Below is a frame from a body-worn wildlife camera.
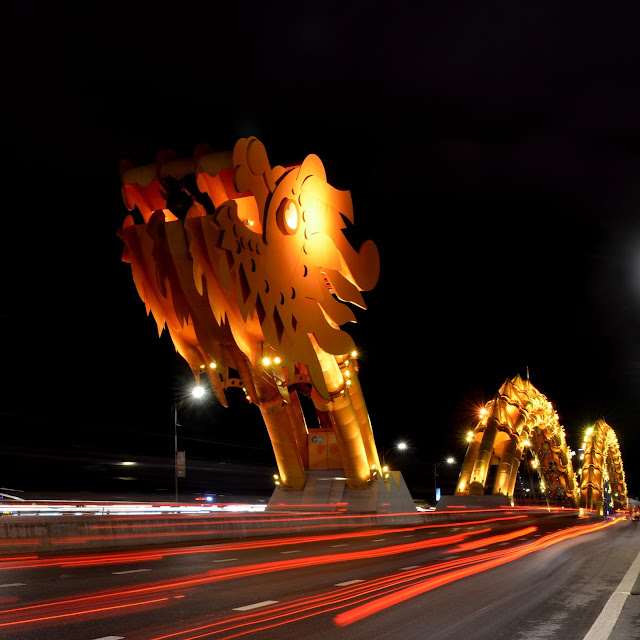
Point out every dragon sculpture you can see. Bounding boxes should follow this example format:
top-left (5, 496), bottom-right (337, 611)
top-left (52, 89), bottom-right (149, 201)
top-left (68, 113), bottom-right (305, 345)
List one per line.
top-left (455, 374), bottom-right (627, 513)
top-left (119, 137), bottom-right (381, 491)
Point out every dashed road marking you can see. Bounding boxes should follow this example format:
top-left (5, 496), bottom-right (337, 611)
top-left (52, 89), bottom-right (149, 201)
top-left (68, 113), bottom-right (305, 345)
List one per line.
top-left (331, 544), bottom-right (348, 548)
top-left (335, 579), bottom-right (365, 586)
top-left (233, 600), bottom-right (278, 611)
top-left (372, 538), bottom-right (386, 541)
top-left (280, 550), bottom-right (302, 554)
top-left (400, 565), bottom-right (420, 570)
top-left (93, 636), bottom-right (125, 640)
top-left (213, 558), bottom-right (238, 563)
top-left (112, 569), bottom-right (151, 575)
top-left (403, 534), bottom-right (415, 537)
top-left (0, 583), bottom-right (26, 588)
top-left (474, 548), bottom-right (488, 552)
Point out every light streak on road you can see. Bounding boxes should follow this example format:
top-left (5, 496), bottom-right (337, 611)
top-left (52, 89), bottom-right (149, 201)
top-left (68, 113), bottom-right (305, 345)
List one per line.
top-left (0, 515), bottom-right (526, 570)
top-left (0, 515), bottom-right (617, 637)
top-left (4, 506), bottom-right (589, 562)
top-left (0, 529), bottom-right (489, 631)
top-left (130, 519), bottom-right (622, 640)
top-left (334, 517), bottom-right (623, 626)
top-left (447, 526), bottom-right (538, 551)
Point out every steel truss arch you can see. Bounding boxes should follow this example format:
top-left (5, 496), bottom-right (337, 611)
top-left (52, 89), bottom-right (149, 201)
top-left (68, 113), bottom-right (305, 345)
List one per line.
top-left (580, 419), bottom-right (627, 512)
top-left (455, 374), bottom-right (628, 513)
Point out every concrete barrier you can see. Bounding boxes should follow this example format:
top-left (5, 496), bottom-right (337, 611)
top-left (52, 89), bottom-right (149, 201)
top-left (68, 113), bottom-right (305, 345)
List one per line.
top-left (0, 506), bottom-right (595, 555)
top-left (0, 512), bottom-right (415, 555)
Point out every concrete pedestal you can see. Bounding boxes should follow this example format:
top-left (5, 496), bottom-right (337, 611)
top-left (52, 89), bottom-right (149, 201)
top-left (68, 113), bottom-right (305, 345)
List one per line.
top-left (435, 494), bottom-right (513, 510)
top-left (267, 469), bottom-right (420, 522)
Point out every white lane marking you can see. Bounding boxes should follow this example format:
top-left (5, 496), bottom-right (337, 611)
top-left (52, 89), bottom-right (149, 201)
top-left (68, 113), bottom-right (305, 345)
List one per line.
top-left (93, 636), bottom-right (125, 640)
top-left (498, 542), bottom-right (509, 545)
top-left (335, 579), bottom-right (365, 586)
top-left (112, 569), bottom-right (151, 575)
top-left (582, 548), bottom-right (640, 640)
top-left (0, 583), bottom-right (26, 588)
top-left (474, 548), bottom-right (488, 552)
top-left (280, 550), bottom-right (301, 554)
top-left (451, 528), bottom-right (460, 531)
top-left (403, 534), bottom-right (415, 537)
top-left (372, 538), bottom-right (386, 541)
top-left (400, 565), bottom-right (420, 570)
top-left (233, 600), bottom-right (278, 611)
top-left (331, 544), bottom-right (348, 548)
top-left (448, 555), bottom-right (460, 559)
top-left (213, 558), bottom-right (238, 563)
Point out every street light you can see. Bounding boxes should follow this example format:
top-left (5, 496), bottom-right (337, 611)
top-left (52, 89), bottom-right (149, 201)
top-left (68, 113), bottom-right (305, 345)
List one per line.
top-left (379, 440), bottom-right (408, 466)
top-left (173, 384), bottom-right (207, 503)
top-left (434, 457), bottom-right (455, 504)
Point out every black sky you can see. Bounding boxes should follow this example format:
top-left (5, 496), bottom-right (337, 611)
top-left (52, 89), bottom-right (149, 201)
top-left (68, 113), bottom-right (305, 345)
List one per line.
top-left (3, 3), bottom-right (640, 498)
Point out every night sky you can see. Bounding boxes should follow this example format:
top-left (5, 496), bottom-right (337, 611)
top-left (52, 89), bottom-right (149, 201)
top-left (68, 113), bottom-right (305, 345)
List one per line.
top-left (3, 3), bottom-right (640, 500)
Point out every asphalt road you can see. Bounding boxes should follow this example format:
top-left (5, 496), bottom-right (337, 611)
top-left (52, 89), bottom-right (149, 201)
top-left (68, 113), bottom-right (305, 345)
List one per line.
top-left (0, 513), bottom-right (638, 640)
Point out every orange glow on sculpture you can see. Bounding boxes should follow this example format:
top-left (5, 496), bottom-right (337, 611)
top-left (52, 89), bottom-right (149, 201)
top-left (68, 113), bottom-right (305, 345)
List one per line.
top-left (455, 374), bottom-right (628, 513)
top-left (580, 418), bottom-right (627, 513)
top-left (119, 138), bottom-right (381, 492)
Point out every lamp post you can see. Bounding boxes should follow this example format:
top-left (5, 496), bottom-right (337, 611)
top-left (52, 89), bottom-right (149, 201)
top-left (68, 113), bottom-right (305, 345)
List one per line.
top-left (380, 440), bottom-right (408, 467)
top-left (173, 384), bottom-right (206, 503)
top-left (434, 457), bottom-right (455, 504)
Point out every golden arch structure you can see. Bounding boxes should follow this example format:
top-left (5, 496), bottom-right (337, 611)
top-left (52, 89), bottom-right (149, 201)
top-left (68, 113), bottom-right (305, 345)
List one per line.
top-left (455, 374), bottom-right (628, 514)
top-left (118, 137), bottom-right (414, 513)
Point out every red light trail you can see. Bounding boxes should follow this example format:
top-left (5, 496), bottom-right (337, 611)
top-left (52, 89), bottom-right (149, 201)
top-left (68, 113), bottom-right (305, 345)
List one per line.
top-left (0, 514), bottom-right (527, 570)
top-left (0, 515), bottom-right (619, 636)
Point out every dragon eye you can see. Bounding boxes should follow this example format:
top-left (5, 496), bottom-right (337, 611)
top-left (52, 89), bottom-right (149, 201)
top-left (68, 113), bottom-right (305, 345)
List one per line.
top-left (277, 199), bottom-right (299, 235)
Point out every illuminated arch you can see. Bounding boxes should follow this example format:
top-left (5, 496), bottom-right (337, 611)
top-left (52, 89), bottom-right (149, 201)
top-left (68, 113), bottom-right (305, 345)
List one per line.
top-left (579, 419), bottom-right (627, 512)
top-left (455, 375), bottom-right (629, 513)
top-left (456, 374), bottom-right (579, 506)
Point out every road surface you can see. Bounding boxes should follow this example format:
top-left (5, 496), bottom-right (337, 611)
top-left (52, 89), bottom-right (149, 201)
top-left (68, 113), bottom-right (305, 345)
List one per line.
top-left (0, 512), bottom-right (638, 639)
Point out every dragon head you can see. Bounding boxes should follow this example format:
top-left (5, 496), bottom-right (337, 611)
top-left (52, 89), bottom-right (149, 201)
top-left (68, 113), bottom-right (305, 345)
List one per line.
top-left (213, 137), bottom-right (379, 398)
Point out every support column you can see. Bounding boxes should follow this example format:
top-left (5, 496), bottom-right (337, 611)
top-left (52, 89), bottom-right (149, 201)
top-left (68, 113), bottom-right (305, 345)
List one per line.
top-left (493, 435), bottom-right (518, 496)
top-left (468, 419), bottom-right (498, 495)
top-left (344, 366), bottom-right (380, 472)
top-left (259, 396), bottom-right (307, 490)
top-left (285, 390), bottom-right (310, 468)
top-left (506, 445), bottom-right (524, 497)
top-left (456, 438), bottom-right (481, 495)
top-left (331, 390), bottom-right (371, 489)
